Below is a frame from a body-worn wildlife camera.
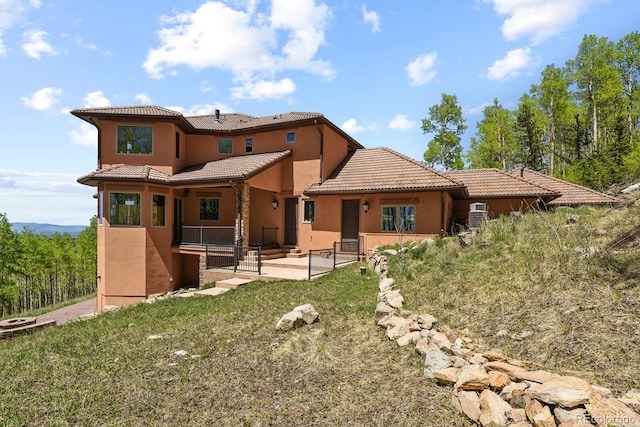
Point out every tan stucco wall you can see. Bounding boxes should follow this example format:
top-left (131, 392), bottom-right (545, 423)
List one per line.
top-left (451, 197), bottom-right (539, 220)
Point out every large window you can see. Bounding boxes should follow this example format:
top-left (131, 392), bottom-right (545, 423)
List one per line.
top-left (117, 125), bottom-right (153, 154)
top-left (382, 206), bottom-right (416, 232)
top-left (199, 198), bottom-right (220, 221)
top-left (303, 200), bottom-right (315, 223)
top-left (152, 194), bottom-right (166, 226)
top-left (218, 139), bottom-right (232, 154)
top-left (109, 193), bottom-right (141, 226)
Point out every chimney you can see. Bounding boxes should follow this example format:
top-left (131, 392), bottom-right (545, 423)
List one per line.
top-left (215, 109), bottom-right (220, 122)
top-left (520, 167), bottom-right (524, 177)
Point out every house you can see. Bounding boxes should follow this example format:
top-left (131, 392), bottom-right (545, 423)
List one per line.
top-left (73, 106), bottom-right (622, 312)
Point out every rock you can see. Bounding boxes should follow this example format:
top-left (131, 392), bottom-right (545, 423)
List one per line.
top-left (479, 389), bottom-right (512, 427)
top-left (384, 290), bottom-right (404, 309)
top-left (415, 336), bottom-right (430, 357)
top-left (509, 422), bottom-right (533, 427)
top-left (424, 343), bottom-right (453, 379)
top-left (513, 370), bottom-right (562, 384)
top-left (293, 304), bottom-right (319, 324)
top-left (383, 249), bottom-right (398, 256)
top-left (451, 356), bottom-right (468, 368)
top-left (531, 404), bottom-right (556, 427)
top-left (275, 311), bottom-right (304, 331)
top-left (174, 350), bottom-right (188, 356)
top-left (430, 331), bottom-right (453, 349)
top-left (469, 353), bottom-right (489, 365)
top-left (439, 325), bottom-right (458, 342)
top-left (455, 364), bottom-right (490, 392)
top-left (377, 313), bottom-right (399, 328)
top-left (417, 313), bottom-right (437, 330)
top-left (508, 408), bottom-right (528, 423)
top-left (488, 371), bottom-right (511, 391)
top-left (379, 277), bottom-right (395, 292)
top-left (485, 361), bottom-right (526, 379)
top-left (500, 382), bottom-right (529, 401)
top-left (375, 301), bottom-right (396, 322)
top-left (454, 389), bottom-right (481, 423)
top-left (396, 331), bottom-right (420, 347)
top-left (483, 349), bottom-right (507, 362)
top-left (525, 395), bottom-right (546, 424)
top-left (585, 392), bottom-right (640, 427)
top-left (528, 376), bottom-right (593, 408)
top-left (553, 407), bottom-right (589, 424)
top-left (433, 367), bottom-right (459, 385)
top-left (592, 385), bottom-right (613, 398)
top-left (387, 322), bottom-right (410, 341)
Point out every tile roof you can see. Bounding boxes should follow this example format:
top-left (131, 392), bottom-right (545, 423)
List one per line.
top-left (184, 112), bottom-right (324, 131)
top-left (71, 105), bottom-right (183, 117)
top-left (171, 150), bottom-right (292, 184)
top-left (507, 168), bottom-right (623, 206)
top-left (304, 147), bottom-right (466, 195)
top-left (77, 151), bottom-right (291, 186)
top-left (445, 168), bottom-right (560, 199)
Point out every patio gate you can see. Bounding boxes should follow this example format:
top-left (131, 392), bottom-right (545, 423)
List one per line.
top-left (206, 243), bottom-right (262, 274)
top-left (308, 237), bottom-right (363, 279)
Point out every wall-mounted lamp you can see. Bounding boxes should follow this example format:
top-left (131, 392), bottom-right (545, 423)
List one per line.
top-left (272, 199), bottom-right (279, 209)
top-left (363, 201), bottom-right (370, 213)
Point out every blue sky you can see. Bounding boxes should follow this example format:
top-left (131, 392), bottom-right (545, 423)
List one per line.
top-left (1, 0), bottom-right (639, 225)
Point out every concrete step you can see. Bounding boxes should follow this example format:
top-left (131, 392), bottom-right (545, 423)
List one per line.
top-left (261, 259), bottom-right (309, 270)
top-left (214, 277), bottom-right (254, 289)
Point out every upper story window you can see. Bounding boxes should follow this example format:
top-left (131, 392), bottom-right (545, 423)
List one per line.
top-left (152, 194), bottom-right (166, 227)
top-left (286, 132), bottom-right (296, 143)
top-left (218, 139), bottom-right (233, 154)
top-left (382, 205), bottom-right (416, 233)
top-left (117, 125), bottom-right (153, 155)
top-left (109, 192), bottom-right (141, 226)
top-left (245, 138), bottom-right (253, 153)
top-left (175, 132), bottom-right (180, 159)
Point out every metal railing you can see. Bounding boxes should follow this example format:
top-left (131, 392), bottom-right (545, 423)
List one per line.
top-left (206, 243), bottom-right (262, 274)
top-left (181, 226), bottom-right (235, 245)
top-left (308, 237), bottom-right (363, 279)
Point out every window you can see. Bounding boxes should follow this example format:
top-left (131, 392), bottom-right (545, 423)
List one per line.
top-left (98, 191), bottom-right (104, 226)
top-left (303, 200), bottom-right (315, 223)
top-left (175, 132), bottom-right (180, 159)
top-left (286, 132), bottom-right (296, 143)
top-left (199, 198), bottom-right (220, 221)
top-left (382, 206), bottom-right (415, 232)
top-left (245, 138), bottom-right (253, 153)
top-left (109, 193), bottom-right (141, 226)
top-left (152, 194), bottom-right (166, 226)
top-left (218, 139), bottom-right (232, 154)
top-left (117, 125), bottom-right (153, 154)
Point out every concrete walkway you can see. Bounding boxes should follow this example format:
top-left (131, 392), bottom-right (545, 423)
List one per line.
top-left (37, 298), bottom-right (97, 326)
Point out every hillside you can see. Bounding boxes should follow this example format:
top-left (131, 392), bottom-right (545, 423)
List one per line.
top-left (11, 222), bottom-right (86, 237)
top-left (1, 194), bottom-right (639, 425)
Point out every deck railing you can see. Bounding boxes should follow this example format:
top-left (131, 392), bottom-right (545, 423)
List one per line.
top-left (206, 243), bottom-right (262, 274)
top-left (308, 237), bottom-right (363, 279)
top-left (180, 226), bottom-right (235, 245)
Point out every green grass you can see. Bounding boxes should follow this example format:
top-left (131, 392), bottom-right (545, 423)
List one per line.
top-left (2, 196), bottom-right (639, 425)
top-left (0, 293), bottom-right (96, 321)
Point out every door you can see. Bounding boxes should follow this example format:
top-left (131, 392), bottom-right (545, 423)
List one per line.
top-left (173, 197), bottom-right (184, 243)
top-left (341, 199), bottom-right (360, 253)
top-left (284, 198), bottom-right (298, 246)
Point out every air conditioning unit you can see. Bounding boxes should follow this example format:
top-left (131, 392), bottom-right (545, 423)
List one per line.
top-left (469, 202), bottom-right (487, 212)
top-left (468, 211), bottom-right (488, 229)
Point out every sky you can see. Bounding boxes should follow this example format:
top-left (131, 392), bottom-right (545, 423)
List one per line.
top-left (1, 0), bottom-right (639, 226)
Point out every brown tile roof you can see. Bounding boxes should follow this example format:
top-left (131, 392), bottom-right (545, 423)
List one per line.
top-left (508, 168), bottom-right (623, 206)
top-left (77, 151), bottom-right (291, 186)
top-left (171, 150), bottom-right (292, 184)
top-left (445, 168), bottom-right (560, 200)
top-left (304, 147), bottom-right (466, 195)
top-left (184, 112), bottom-right (324, 131)
top-left (71, 105), bottom-right (183, 117)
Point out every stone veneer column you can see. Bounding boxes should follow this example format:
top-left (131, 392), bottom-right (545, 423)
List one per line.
top-left (241, 183), bottom-right (250, 246)
top-left (198, 253), bottom-right (206, 288)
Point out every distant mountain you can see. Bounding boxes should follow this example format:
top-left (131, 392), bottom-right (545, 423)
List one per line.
top-left (11, 223), bottom-right (87, 237)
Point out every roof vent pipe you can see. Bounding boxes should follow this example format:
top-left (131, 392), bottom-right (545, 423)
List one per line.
top-left (215, 109), bottom-right (220, 123)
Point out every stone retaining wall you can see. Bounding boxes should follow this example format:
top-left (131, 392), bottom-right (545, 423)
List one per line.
top-left (368, 246), bottom-right (640, 427)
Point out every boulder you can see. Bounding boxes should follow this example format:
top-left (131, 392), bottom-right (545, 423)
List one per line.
top-left (375, 301), bottom-right (396, 322)
top-left (585, 392), bottom-right (640, 427)
top-left (396, 331), bottom-right (420, 347)
top-left (387, 322), bottom-right (410, 341)
top-left (433, 367), bottom-right (459, 385)
top-left (379, 277), bottom-right (395, 292)
top-left (275, 311), bottom-right (305, 331)
top-left (293, 304), bottom-right (319, 324)
top-left (513, 370), bottom-right (561, 384)
top-left (488, 370), bottom-right (510, 391)
top-left (455, 364), bottom-right (490, 392)
top-left (553, 407), bottom-right (589, 424)
top-left (424, 343), bottom-right (453, 379)
top-left (528, 376), bottom-right (593, 408)
top-left (416, 313), bottom-right (437, 330)
top-left (485, 361), bottom-right (526, 379)
top-left (482, 349), bottom-right (507, 362)
top-left (383, 290), bottom-right (404, 309)
top-left (531, 404), bottom-right (556, 427)
top-left (479, 389), bottom-right (512, 427)
top-left (454, 389), bottom-right (481, 423)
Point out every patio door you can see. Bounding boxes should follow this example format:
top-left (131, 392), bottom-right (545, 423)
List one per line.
top-left (173, 197), bottom-right (184, 243)
top-left (284, 198), bottom-right (298, 246)
top-left (341, 199), bottom-right (360, 253)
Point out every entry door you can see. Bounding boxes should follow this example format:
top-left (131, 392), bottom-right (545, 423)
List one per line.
top-left (341, 199), bottom-right (360, 253)
top-left (284, 198), bottom-right (298, 246)
top-left (173, 197), bottom-right (184, 243)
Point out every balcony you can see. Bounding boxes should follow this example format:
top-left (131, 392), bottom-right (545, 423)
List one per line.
top-left (174, 226), bottom-right (236, 245)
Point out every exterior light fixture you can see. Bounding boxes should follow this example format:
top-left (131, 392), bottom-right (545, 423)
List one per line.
top-left (272, 199), bottom-right (279, 209)
top-left (363, 201), bottom-right (370, 212)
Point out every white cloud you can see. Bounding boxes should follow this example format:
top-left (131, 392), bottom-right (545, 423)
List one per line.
top-left (485, 0), bottom-right (602, 44)
top-left (134, 93), bottom-right (153, 104)
top-left (362, 4), bottom-right (381, 33)
top-left (21, 87), bottom-right (63, 111)
top-left (406, 52), bottom-right (437, 86)
top-left (164, 103), bottom-right (232, 116)
top-left (389, 114), bottom-right (416, 131)
top-left (83, 90), bottom-right (110, 107)
top-left (0, 33), bottom-right (6, 56)
top-left (230, 77), bottom-right (295, 100)
top-left (487, 47), bottom-right (531, 80)
top-left (68, 122), bottom-right (97, 147)
top-left (142, 0), bottom-right (333, 99)
top-left (200, 81), bottom-right (213, 93)
top-left (342, 118), bottom-right (365, 133)
top-left (0, 0), bottom-right (26, 28)
top-left (22, 29), bottom-right (58, 59)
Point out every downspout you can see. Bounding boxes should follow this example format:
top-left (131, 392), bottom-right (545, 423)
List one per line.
top-left (314, 119), bottom-right (324, 183)
top-left (86, 116), bottom-right (101, 169)
top-left (440, 191), bottom-right (445, 237)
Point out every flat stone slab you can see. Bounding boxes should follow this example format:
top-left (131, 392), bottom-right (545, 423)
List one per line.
top-left (193, 287), bottom-right (230, 296)
top-left (215, 278), bottom-right (253, 289)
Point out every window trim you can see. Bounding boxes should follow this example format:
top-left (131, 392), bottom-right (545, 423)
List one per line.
top-left (218, 138), bottom-right (233, 154)
top-left (151, 194), bottom-right (166, 227)
top-left (116, 124), bottom-right (154, 155)
top-left (109, 192), bottom-right (142, 227)
top-left (303, 200), bottom-right (315, 223)
top-left (381, 205), bottom-right (416, 233)
top-left (245, 137), bottom-right (253, 153)
top-left (199, 197), bottom-right (220, 221)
